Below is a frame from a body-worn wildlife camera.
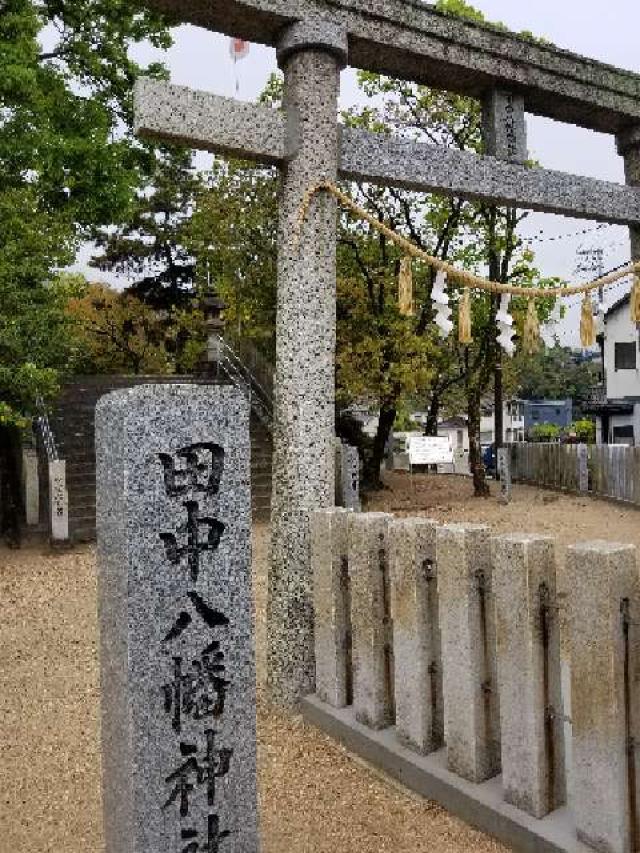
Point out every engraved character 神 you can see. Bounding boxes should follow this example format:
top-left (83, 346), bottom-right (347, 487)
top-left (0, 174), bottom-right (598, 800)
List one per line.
top-left (180, 814), bottom-right (231, 852)
top-left (163, 731), bottom-right (233, 817)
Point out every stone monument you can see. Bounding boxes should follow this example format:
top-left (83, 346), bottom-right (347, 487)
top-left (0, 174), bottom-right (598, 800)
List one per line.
top-left (95, 384), bottom-right (259, 853)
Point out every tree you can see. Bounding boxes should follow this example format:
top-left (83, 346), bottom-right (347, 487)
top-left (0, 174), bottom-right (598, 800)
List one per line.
top-left (338, 64), bottom-right (557, 492)
top-left (515, 345), bottom-right (601, 412)
top-left (92, 144), bottom-right (203, 310)
top-left (186, 159), bottom-right (279, 357)
top-left (65, 282), bottom-right (206, 375)
top-left (0, 0), bottom-right (172, 423)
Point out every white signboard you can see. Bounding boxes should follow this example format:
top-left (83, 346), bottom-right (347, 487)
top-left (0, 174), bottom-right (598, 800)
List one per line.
top-left (407, 436), bottom-right (454, 466)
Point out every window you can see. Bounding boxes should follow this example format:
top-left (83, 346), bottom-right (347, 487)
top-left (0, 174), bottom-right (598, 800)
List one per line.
top-left (615, 342), bottom-right (637, 370)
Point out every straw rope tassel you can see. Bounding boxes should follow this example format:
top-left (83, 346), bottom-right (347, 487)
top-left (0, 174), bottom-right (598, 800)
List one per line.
top-left (458, 288), bottom-right (473, 344)
top-left (631, 274), bottom-right (640, 325)
top-left (524, 299), bottom-right (540, 354)
top-left (398, 256), bottom-right (415, 317)
top-left (293, 181), bottom-right (640, 300)
top-left (580, 293), bottom-right (596, 347)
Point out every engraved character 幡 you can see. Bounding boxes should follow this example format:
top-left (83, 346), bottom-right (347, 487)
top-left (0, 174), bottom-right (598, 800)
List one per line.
top-left (163, 643), bottom-right (230, 733)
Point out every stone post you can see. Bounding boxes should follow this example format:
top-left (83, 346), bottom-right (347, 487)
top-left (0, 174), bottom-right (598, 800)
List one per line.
top-left (493, 534), bottom-right (565, 818)
top-left (336, 441), bottom-right (361, 511)
top-left (389, 517), bottom-right (443, 754)
top-left (617, 127), bottom-right (640, 262)
top-left (567, 541), bottom-right (639, 853)
top-left (267, 20), bottom-right (347, 707)
top-left (577, 444), bottom-right (589, 493)
top-left (633, 403), bottom-right (640, 448)
top-left (496, 447), bottom-right (512, 505)
top-left (437, 524), bottom-right (501, 782)
top-left (348, 512), bottom-right (394, 729)
top-left (48, 459), bottom-right (69, 542)
top-left (22, 448), bottom-right (39, 526)
top-left (95, 385), bottom-right (258, 853)
top-left (310, 508), bottom-right (352, 708)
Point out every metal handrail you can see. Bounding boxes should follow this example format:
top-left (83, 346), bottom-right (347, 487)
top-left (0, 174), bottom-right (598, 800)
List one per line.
top-left (214, 336), bottom-right (274, 431)
top-left (34, 396), bottom-right (59, 462)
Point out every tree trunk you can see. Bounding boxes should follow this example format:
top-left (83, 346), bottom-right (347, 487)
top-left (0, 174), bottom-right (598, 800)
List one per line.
top-left (467, 388), bottom-right (489, 498)
top-left (0, 425), bottom-right (23, 547)
top-left (424, 392), bottom-right (440, 436)
top-left (364, 402), bottom-right (396, 489)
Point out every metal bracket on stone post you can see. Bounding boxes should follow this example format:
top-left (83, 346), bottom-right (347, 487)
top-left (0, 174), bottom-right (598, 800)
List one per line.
top-left (493, 534), bottom-right (565, 818)
top-left (95, 385), bottom-right (259, 853)
top-left (348, 512), bottom-right (395, 730)
top-left (389, 517), bottom-right (443, 754)
top-left (567, 540), bottom-right (639, 853)
top-left (496, 447), bottom-right (512, 505)
top-left (310, 508), bottom-right (352, 708)
top-left (266, 19), bottom-right (348, 708)
top-left (48, 459), bottom-right (69, 543)
top-left (437, 523), bottom-right (501, 783)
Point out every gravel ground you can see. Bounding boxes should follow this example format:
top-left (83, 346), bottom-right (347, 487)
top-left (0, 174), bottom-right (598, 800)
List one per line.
top-left (5, 475), bottom-right (638, 852)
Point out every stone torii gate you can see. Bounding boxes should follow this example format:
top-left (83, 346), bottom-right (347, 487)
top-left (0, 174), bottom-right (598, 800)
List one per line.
top-left (135, 0), bottom-right (640, 707)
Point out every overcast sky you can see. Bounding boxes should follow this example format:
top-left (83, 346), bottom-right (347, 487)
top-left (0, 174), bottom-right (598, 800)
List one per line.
top-left (123, 0), bottom-right (640, 345)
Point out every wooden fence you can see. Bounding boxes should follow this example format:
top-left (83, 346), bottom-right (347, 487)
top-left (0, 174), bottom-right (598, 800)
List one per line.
top-left (510, 442), bottom-right (640, 506)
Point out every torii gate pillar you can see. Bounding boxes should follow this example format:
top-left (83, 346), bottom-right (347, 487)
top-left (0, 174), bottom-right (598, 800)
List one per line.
top-left (267, 22), bottom-right (347, 707)
top-left (617, 126), bottom-right (640, 262)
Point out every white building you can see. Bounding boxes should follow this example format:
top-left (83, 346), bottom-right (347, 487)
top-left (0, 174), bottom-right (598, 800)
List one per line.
top-left (433, 401), bottom-right (525, 452)
top-left (586, 294), bottom-right (640, 445)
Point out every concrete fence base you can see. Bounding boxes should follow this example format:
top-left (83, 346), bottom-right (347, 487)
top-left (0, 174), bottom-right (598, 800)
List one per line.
top-left (308, 508), bottom-right (640, 853)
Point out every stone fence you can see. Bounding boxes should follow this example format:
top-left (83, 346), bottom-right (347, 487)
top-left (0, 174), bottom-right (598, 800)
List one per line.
top-left (303, 510), bottom-right (639, 853)
top-left (510, 442), bottom-right (640, 507)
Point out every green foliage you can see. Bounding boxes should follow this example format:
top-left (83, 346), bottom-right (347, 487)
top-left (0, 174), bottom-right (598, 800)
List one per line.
top-left (393, 406), bottom-right (421, 432)
top-left (0, 273), bottom-right (87, 425)
top-left (515, 346), bottom-right (601, 407)
top-left (435, 0), bottom-right (552, 44)
top-left (0, 0), bottom-right (173, 420)
top-left (93, 145), bottom-right (202, 309)
top-left (530, 422), bottom-right (561, 442)
top-left (187, 160), bottom-right (279, 357)
top-left (570, 419), bottom-right (596, 444)
top-left (65, 282), bottom-right (206, 375)
top-left (435, 0), bottom-right (487, 24)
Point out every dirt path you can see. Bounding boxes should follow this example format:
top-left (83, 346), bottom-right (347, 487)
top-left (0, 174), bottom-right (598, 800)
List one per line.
top-left (4, 477), bottom-right (636, 852)
top-left (0, 524), bottom-right (504, 853)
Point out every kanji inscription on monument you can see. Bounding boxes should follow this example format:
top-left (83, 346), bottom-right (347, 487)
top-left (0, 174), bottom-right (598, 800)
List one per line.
top-left (96, 384), bottom-right (259, 853)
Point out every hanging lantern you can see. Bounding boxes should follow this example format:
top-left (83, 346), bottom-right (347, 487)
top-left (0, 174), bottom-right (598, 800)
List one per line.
top-left (458, 288), bottom-right (473, 344)
top-left (523, 299), bottom-right (540, 355)
top-left (580, 293), bottom-right (596, 348)
top-left (398, 256), bottom-right (415, 317)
